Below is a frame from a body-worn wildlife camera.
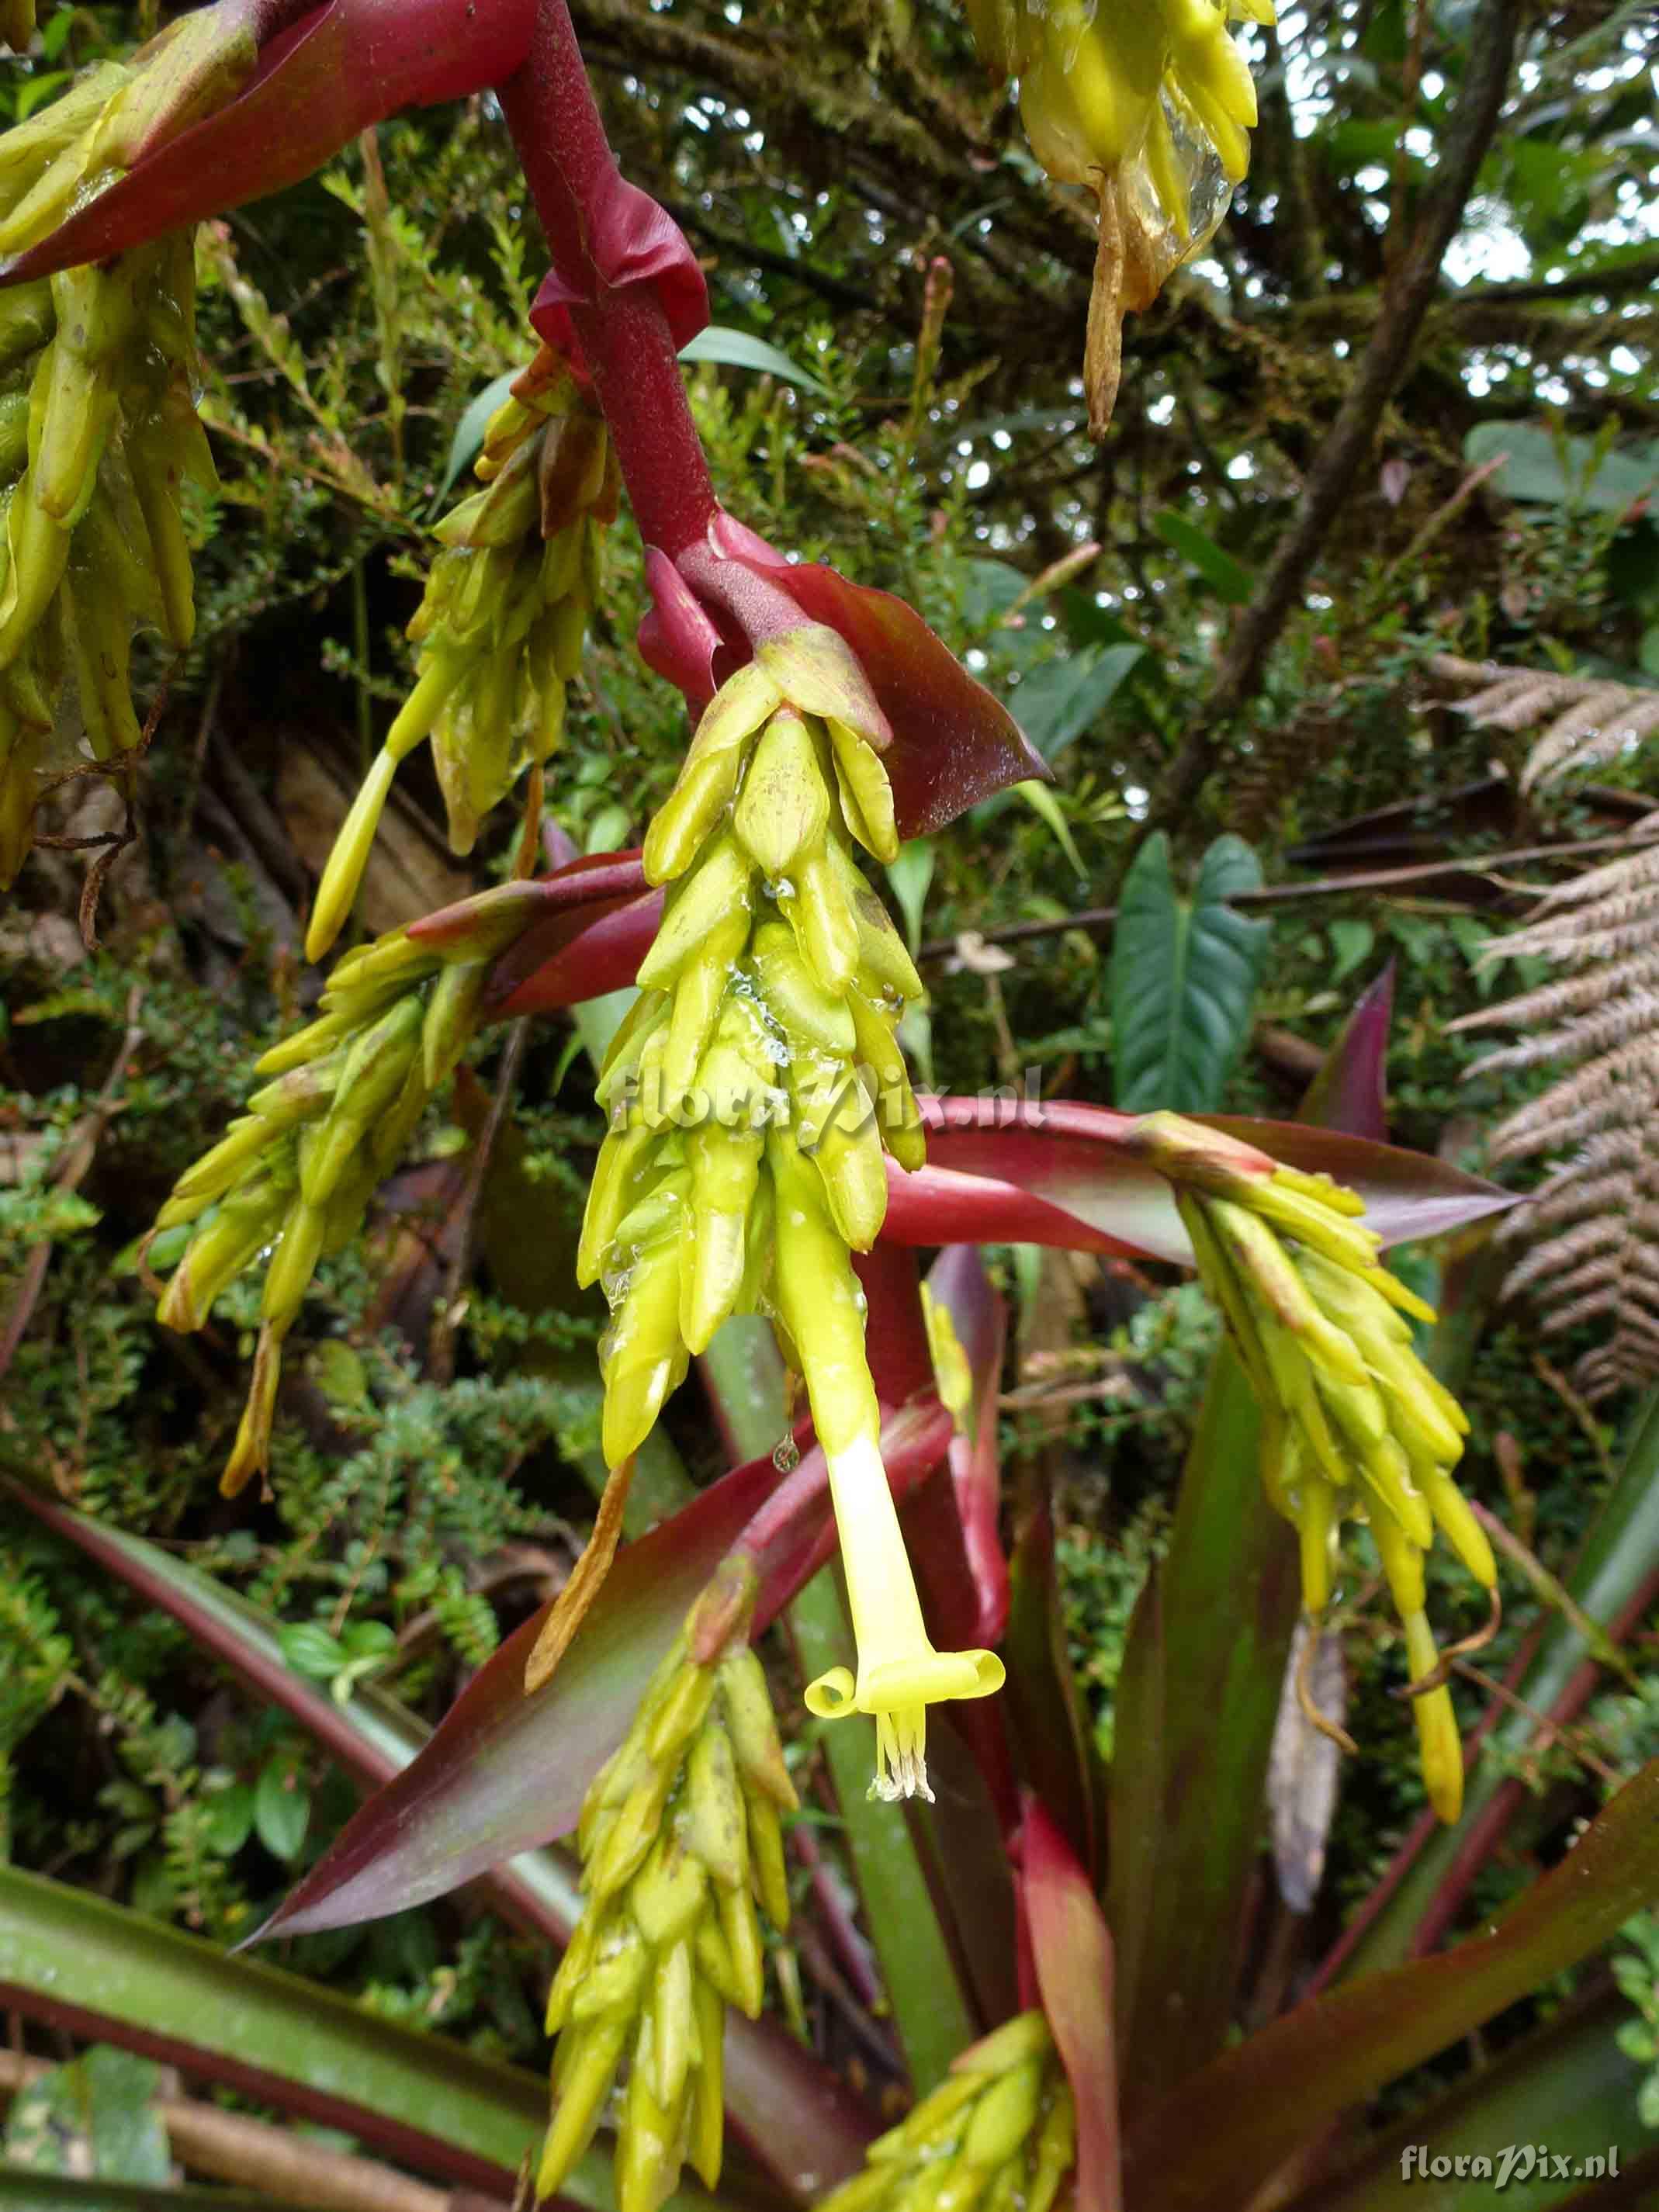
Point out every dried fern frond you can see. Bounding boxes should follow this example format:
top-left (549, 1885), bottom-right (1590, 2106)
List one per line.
top-left (1432, 654), bottom-right (1659, 792)
top-left (1452, 818), bottom-right (1659, 1397)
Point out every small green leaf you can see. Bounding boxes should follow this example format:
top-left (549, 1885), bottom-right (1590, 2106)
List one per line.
top-left (254, 1756), bottom-right (311, 1864)
top-left (279, 1623), bottom-right (348, 1679)
top-left (885, 839), bottom-right (936, 955)
top-left (1328, 918), bottom-right (1374, 985)
top-left (4, 2048), bottom-right (170, 2183)
top-left (1017, 779), bottom-right (1088, 879)
top-left (1152, 511), bottom-right (1254, 605)
top-left (1011, 644), bottom-right (1142, 760)
top-left (201, 1783), bottom-right (255, 1857)
top-left (340, 1621), bottom-right (398, 1664)
top-left (1110, 833), bottom-right (1271, 1113)
top-left (679, 324), bottom-right (831, 395)
top-left (431, 368), bottom-right (519, 511)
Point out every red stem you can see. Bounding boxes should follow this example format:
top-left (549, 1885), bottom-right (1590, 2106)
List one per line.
top-left (497, 0), bottom-right (719, 558)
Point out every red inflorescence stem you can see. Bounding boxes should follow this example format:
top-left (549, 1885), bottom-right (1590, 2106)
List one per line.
top-left (498, 0), bottom-right (719, 559)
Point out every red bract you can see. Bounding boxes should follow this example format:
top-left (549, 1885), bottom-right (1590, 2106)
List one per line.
top-left (638, 513), bottom-right (1049, 838)
top-left (414, 848), bottom-right (661, 1016)
top-left (530, 183), bottom-right (708, 357)
top-left (257, 1399), bottom-right (952, 1940)
top-left (925, 1245), bottom-right (1011, 1646)
top-left (1023, 1793), bottom-right (1124, 2212)
top-left (0, 0), bottom-right (535, 283)
top-left (880, 1096), bottom-right (1513, 1263)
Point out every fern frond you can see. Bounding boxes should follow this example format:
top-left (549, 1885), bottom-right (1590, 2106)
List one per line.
top-left (1452, 763), bottom-right (1659, 1393)
top-left (1432, 654), bottom-right (1659, 791)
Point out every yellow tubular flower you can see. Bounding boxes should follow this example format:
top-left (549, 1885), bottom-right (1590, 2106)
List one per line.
top-left (1146, 1111), bottom-right (1491, 1823)
top-left (773, 1139), bottom-right (1003, 1802)
top-left (583, 628), bottom-right (995, 1798)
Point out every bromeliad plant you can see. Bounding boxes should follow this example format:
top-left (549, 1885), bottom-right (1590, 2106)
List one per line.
top-left (3, 7), bottom-right (1659, 2212)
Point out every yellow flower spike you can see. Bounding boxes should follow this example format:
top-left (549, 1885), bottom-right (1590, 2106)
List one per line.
top-left (804, 1430), bottom-right (1004, 1802)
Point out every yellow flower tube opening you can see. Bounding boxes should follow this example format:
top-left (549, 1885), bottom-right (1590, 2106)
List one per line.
top-left (804, 1431), bottom-right (1004, 1803)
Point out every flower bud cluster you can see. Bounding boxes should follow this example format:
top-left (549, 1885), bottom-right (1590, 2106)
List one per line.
top-left (308, 347), bottom-right (617, 959)
top-left (0, 62), bottom-right (216, 883)
top-left (819, 2011), bottom-right (1076, 2212)
top-left (539, 1586), bottom-right (796, 2212)
top-left (1145, 1113), bottom-right (1494, 1821)
top-left (578, 625), bottom-right (926, 1473)
top-left (151, 889), bottom-right (532, 1494)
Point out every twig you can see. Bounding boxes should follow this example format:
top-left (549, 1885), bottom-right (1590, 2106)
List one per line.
top-left (1446, 1660), bottom-right (1624, 1789)
top-left (1135, 0), bottom-right (1520, 846)
top-left (1297, 1623), bottom-right (1358, 1757)
top-left (1530, 1351), bottom-right (1617, 1487)
top-left (1395, 1584), bottom-right (1502, 1697)
top-left (917, 825), bottom-right (1657, 963)
top-left (1470, 1500), bottom-right (1640, 1690)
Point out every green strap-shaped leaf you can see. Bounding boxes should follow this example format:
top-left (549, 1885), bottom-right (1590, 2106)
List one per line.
top-left (678, 324), bottom-right (831, 394)
top-left (1110, 832), bottom-right (1270, 1114)
top-left (1295, 1989), bottom-right (1654, 2212)
top-left (1123, 1759), bottom-right (1659, 2212)
top-left (1152, 512), bottom-right (1255, 606)
top-left (0, 1865), bottom-right (568, 2201)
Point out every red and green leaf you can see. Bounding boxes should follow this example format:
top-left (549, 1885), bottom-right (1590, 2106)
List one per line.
top-left (1023, 1794), bottom-right (1123, 2212)
top-left (10, 1480), bottom-right (875, 2200)
top-left (0, 1864), bottom-right (549, 2200)
top-left (2, 0), bottom-right (536, 285)
top-left (880, 1099), bottom-right (1511, 1264)
top-left (925, 1245), bottom-right (1011, 1644)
